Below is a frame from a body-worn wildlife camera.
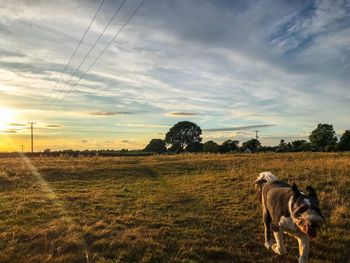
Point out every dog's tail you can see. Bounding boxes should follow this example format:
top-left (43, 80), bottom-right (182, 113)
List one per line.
top-left (254, 171), bottom-right (279, 203)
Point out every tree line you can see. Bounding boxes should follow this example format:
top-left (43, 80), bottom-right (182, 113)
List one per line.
top-left (144, 122), bottom-right (350, 154)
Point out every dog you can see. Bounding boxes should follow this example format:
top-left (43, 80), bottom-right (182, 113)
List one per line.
top-left (255, 172), bottom-right (325, 263)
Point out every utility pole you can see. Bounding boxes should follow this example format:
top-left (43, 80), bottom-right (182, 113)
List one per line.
top-left (20, 144), bottom-right (24, 153)
top-left (28, 122), bottom-right (36, 153)
top-left (255, 130), bottom-right (259, 140)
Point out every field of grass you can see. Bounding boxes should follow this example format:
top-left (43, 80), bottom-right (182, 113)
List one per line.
top-left (0, 153), bottom-right (349, 263)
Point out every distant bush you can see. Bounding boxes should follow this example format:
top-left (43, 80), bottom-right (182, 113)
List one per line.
top-left (338, 130), bottom-right (350, 151)
top-left (186, 142), bottom-right (204, 153)
top-left (203, 141), bottom-right (219, 153)
top-left (144, 139), bottom-right (167, 154)
top-left (219, 140), bottom-right (239, 153)
top-left (241, 139), bottom-right (261, 152)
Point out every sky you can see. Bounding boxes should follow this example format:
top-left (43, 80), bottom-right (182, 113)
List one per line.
top-left (0, 0), bottom-right (349, 151)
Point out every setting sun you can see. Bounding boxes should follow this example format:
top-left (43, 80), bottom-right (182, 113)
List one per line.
top-left (0, 108), bottom-right (14, 130)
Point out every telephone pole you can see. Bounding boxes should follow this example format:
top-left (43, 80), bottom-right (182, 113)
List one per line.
top-left (254, 130), bottom-right (259, 140)
top-left (28, 122), bottom-right (36, 153)
top-left (20, 144), bottom-right (24, 153)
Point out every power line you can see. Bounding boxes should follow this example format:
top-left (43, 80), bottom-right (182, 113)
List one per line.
top-left (42, 0), bottom-right (128, 114)
top-left (32, 0), bottom-right (106, 122)
top-left (32, 0), bottom-right (146, 141)
top-left (43, 0), bottom-right (106, 105)
top-left (42, 0), bottom-right (146, 117)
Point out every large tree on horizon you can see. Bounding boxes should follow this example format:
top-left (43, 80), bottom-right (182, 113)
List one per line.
top-left (309, 123), bottom-right (337, 151)
top-left (165, 121), bottom-right (202, 151)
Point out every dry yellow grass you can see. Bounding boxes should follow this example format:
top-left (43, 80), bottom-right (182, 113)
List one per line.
top-left (0, 152), bottom-right (349, 262)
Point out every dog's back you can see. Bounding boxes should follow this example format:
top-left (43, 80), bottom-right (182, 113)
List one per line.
top-left (254, 171), bottom-right (279, 203)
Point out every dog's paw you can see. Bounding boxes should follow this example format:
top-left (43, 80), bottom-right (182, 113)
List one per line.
top-left (264, 241), bottom-right (272, 250)
top-left (271, 243), bottom-right (286, 256)
top-left (298, 256), bottom-right (308, 263)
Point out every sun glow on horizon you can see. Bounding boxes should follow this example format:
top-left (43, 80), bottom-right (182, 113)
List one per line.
top-left (0, 108), bottom-right (15, 130)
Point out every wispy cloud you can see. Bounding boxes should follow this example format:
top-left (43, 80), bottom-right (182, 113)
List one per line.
top-left (87, 111), bottom-right (135, 116)
top-left (204, 124), bottom-right (276, 132)
top-left (269, 0), bottom-right (350, 54)
top-left (116, 123), bottom-right (170, 128)
top-left (167, 112), bottom-right (198, 117)
top-left (1, 129), bottom-right (19, 133)
top-left (8, 122), bottom-right (27, 127)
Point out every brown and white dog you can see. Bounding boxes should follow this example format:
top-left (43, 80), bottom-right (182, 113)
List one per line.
top-left (255, 172), bottom-right (325, 263)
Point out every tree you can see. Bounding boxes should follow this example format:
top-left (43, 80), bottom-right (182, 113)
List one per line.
top-left (167, 143), bottom-right (183, 154)
top-left (144, 139), bottom-right (166, 154)
top-left (203, 140), bottom-right (219, 153)
top-left (219, 140), bottom-right (239, 153)
top-left (291, 140), bottom-right (308, 152)
top-left (338, 130), bottom-right (350, 151)
top-left (185, 142), bottom-right (203, 153)
top-left (300, 142), bottom-right (314, 152)
top-left (276, 139), bottom-right (287, 152)
top-left (165, 121), bottom-right (202, 151)
top-left (241, 139), bottom-right (261, 152)
top-left (309, 124), bottom-right (337, 151)
top-left (276, 139), bottom-right (292, 152)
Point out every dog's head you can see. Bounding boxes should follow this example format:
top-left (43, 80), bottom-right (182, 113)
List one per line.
top-left (290, 183), bottom-right (325, 238)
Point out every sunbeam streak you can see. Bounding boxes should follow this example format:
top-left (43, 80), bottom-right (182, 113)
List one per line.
top-left (19, 153), bottom-right (92, 261)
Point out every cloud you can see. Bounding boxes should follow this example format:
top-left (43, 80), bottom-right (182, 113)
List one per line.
top-left (248, 114), bottom-right (281, 117)
top-left (204, 124), bottom-right (276, 132)
top-left (167, 112), bottom-right (198, 117)
top-left (8, 122), bottom-right (27, 127)
top-left (88, 111), bottom-right (135, 116)
top-left (46, 124), bottom-right (60, 128)
top-left (0, 49), bottom-right (25, 58)
top-left (1, 129), bottom-right (19, 133)
top-left (269, 0), bottom-right (350, 53)
top-left (115, 123), bottom-right (170, 128)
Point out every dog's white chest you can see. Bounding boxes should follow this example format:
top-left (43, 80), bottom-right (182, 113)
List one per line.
top-left (279, 216), bottom-right (296, 232)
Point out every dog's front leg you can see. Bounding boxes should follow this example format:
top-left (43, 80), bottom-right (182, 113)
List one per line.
top-left (271, 230), bottom-right (287, 256)
top-left (295, 233), bottom-right (310, 263)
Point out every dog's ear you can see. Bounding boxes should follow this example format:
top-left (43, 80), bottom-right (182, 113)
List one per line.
top-left (306, 185), bottom-right (320, 206)
top-left (306, 186), bottom-right (317, 197)
top-left (292, 183), bottom-right (301, 196)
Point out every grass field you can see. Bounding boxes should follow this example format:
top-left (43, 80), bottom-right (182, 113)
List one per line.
top-left (0, 153), bottom-right (349, 263)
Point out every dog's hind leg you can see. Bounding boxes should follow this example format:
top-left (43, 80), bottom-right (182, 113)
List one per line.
top-left (271, 230), bottom-right (287, 256)
top-left (263, 210), bottom-right (272, 249)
